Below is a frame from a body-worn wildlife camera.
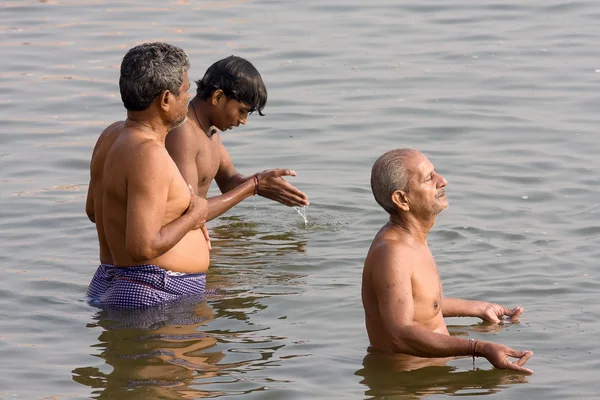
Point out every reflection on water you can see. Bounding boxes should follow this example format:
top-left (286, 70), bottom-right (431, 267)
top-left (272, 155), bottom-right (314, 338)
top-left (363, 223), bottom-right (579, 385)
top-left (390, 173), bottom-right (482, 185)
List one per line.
top-left (73, 294), bottom-right (289, 398)
top-left (73, 299), bottom-right (227, 399)
top-left (355, 321), bottom-right (531, 399)
top-left (356, 351), bottom-right (529, 399)
top-left (72, 222), bottom-right (309, 398)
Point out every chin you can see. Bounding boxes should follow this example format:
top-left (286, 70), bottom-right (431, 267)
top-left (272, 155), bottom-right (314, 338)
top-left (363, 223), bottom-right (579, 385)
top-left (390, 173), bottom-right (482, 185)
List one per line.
top-left (171, 116), bottom-right (188, 130)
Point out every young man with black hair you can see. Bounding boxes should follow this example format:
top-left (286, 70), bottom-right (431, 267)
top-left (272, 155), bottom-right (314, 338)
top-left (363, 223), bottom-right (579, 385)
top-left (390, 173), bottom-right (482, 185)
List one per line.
top-left (166, 56), bottom-right (309, 224)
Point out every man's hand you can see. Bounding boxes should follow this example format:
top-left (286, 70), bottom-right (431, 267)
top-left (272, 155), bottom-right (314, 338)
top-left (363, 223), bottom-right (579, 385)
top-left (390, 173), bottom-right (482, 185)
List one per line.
top-left (479, 341), bottom-right (533, 374)
top-left (200, 225), bottom-right (211, 251)
top-left (480, 303), bottom-right (524, 323)
top-left (256, 169), bottom-right (310, 207)
top-left (186, 184), bottom-right (209, 230)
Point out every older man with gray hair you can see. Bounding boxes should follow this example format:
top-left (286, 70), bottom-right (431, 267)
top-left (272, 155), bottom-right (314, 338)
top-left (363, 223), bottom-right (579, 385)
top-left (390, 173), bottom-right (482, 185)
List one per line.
top-left (85, 42), bottom-right (210, 309)
top-left (362, 148), bottom-right (534, 373)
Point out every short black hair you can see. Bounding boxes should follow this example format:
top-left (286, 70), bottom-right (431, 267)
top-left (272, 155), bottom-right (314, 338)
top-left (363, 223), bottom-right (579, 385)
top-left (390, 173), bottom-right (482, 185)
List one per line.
top-left (119, 42), bottom-right (189, 111)
top-left (196, 56), bottom-right (267, 116)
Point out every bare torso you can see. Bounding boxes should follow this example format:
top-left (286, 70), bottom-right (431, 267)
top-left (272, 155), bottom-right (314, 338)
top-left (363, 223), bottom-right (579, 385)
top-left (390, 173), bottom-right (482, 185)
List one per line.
top-left (362, 224), bottom-right (449, 352)
top-left (89, 122), bottom-right (209, 273)
top-left (193, 129), bottom-right (223, 198)
top-left (166, 117), bottom-right (227, 198)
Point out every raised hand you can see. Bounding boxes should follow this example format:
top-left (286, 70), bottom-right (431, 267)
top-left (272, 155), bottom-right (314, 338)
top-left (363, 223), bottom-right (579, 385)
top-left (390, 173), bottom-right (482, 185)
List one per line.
top-left (481, 303), bottom-right (524, 324)
top-left (186, 184), bottom-right (209, 230)
top-left (479, 341), bottom-right (533, 374)
top-left (256, 168), bottom-right (309, 207)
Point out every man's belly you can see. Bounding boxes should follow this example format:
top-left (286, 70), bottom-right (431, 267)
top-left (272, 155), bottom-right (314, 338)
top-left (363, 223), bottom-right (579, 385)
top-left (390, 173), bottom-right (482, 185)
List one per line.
top-left (152, 229), bottom-right (210, 273)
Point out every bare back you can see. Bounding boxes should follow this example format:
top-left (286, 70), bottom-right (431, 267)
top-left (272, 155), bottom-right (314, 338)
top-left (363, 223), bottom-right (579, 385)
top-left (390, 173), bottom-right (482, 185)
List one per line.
top-left (90, 123), bottom-right (209, 273)
top-left (362, 223), bottom-right (449, 352)
top-left (87, 122), bottom-right (122, 265)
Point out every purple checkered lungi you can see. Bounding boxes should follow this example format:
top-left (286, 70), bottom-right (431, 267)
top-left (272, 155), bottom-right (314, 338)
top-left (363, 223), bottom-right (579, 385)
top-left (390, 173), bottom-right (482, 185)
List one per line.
top-left (87, 264), bottom-right (206, 309)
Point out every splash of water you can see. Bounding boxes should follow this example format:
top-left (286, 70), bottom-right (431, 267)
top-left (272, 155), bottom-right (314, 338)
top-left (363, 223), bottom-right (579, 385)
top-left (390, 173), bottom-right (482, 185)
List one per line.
top-left (294, 205), bottom-right (308, 226)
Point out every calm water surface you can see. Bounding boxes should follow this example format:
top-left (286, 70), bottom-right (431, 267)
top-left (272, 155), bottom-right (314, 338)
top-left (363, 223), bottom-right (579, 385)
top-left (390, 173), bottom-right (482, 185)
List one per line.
top-left (1, 0), bottom-right (600, 399)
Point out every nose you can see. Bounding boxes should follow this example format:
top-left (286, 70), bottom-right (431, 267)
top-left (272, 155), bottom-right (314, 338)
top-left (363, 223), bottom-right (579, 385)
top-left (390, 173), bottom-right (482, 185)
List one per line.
top-left (239, 117), bottom-right (247, 126)
top-left (437, 173), bottom-right (447, 187)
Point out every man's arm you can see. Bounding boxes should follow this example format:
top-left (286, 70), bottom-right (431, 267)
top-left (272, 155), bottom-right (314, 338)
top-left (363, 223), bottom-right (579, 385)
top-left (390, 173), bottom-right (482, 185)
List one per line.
top-left (371, 245), bottom-right (533, 373)
top-left (372, 245), bottom-right (473, 357)
top-left (167, 130), bottom-right (257, 221)
top-left (85, 181), bottom-right (95, 223)
top-left (166, 124), bottom-right (200, 191)
top-left (125, 145), bottom-right (206, 262)
top-left (442, 298), bottom-right (524, 323)
top-left (214, 141), bottom-right (251, 193)
top-left (215, 140), bottom-right (309, 207)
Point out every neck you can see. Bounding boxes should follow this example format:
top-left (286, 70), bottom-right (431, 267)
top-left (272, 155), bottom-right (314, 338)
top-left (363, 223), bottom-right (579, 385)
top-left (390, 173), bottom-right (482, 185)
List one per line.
top-left (190, 96), bottom-right (216, 137)
top-left (389, 213), bottom-right (435, 244)
top-left (126, 110), bottom-right (170, 143)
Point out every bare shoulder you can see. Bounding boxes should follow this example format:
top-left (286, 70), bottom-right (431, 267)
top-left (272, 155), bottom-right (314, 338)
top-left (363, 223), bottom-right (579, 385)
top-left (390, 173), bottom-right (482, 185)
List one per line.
top-left (91, 121), bottom-right (123, 159)
top-left (130, 138), bottom-right (171, 167)
top-left (366, 230), bottom-right (418, 276)
top-left (166, 120), bottom-right (200, 154)
top-left (90, 121), bottom-right (124, 179)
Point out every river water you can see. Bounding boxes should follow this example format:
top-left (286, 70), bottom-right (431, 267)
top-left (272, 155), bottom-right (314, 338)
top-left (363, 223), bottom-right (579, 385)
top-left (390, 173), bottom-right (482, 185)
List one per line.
top-left (1, 0), bottom-right (599, 399)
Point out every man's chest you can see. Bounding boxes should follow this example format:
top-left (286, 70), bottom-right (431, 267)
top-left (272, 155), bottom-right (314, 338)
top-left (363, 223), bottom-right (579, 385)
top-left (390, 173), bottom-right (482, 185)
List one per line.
top-left (194, 140), bottom-right (222, 188)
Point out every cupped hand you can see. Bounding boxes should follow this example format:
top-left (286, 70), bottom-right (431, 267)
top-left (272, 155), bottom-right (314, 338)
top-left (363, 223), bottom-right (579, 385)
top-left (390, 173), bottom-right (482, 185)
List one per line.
top-left (256, 169), bottom-right (310, 207)
top-left (480, 341), bottom-right (533, 374)
top-left (481, 303), bottom-right (524, 324)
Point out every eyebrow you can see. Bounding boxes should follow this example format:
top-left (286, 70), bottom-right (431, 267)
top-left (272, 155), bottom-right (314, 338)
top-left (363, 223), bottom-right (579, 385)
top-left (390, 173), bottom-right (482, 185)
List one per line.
top-left (421, 167), bottom-right (434, 180)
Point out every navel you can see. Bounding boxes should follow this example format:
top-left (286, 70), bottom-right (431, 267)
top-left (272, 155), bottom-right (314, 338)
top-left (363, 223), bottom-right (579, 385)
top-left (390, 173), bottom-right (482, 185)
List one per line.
top-left (433, 300), bottom-right (439, 310)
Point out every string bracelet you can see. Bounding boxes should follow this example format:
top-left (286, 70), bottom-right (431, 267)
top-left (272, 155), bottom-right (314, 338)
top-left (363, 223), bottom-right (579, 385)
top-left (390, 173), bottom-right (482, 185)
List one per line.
top-left (252, 175), bottom-right (259, 196)
top-left (469, 338), bottom-right (480, 368)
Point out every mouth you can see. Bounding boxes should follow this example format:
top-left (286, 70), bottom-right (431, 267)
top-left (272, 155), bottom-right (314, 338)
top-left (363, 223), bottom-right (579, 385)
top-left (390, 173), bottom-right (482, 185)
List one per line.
top-left (436, 189), bottom-right (446, 198)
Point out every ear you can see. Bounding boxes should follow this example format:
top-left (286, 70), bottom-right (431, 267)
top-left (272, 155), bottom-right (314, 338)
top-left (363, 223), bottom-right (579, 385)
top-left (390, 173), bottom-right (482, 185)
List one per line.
top-left (158, 89), bottom-right (171, 112)
top-left (391, 190), bottom-right (410, 212)
top-left (211, 89), bottom-right (225, 106)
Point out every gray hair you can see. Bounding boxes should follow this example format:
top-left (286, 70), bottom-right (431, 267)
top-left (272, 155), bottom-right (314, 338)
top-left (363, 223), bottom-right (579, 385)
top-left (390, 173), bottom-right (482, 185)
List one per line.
top-left (371, 148), bottom-right (418, 215)
top-left (119, 42), bottom-right (190, 111)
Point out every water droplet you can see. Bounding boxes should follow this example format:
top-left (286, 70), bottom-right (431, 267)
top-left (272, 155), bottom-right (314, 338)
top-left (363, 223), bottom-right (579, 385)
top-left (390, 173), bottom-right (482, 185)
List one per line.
top-left (294, 206), bottom-right (308, 226)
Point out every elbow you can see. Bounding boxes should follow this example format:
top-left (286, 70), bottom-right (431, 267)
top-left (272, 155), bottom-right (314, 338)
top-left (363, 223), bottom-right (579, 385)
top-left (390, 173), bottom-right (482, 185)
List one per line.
top-left (390, 326), bottom-right (424, 355)
top-left (85, 206), bottom-right (95, 223)
top-left (126, 240), bottom-right (158, 263)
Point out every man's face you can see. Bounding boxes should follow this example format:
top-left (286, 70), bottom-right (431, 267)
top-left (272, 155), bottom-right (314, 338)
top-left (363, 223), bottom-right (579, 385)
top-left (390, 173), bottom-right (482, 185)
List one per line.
top-left (170, 70), bottom-right (191, 129)
top-left (213, 97), bottom-right (251, 132)
top-left (404, 152), bottom-right (448, 217)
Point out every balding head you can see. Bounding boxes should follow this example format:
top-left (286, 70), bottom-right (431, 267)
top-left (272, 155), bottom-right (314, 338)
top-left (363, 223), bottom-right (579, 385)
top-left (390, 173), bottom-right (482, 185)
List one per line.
top-left (370, 148), bottom-right (419, 215)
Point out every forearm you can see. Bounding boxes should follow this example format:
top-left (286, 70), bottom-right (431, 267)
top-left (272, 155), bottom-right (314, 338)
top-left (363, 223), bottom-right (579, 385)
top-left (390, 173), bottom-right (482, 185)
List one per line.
top-left (207, 179), bottom-right (255, 221)
top-left (441, 298), bottom-right (485, 318)
top-left (128, 213), bottom-right (197, 262)
top-left (392, 325), bottom-right (475, 358)
top-left (217, 172), bottom-right (251, 194)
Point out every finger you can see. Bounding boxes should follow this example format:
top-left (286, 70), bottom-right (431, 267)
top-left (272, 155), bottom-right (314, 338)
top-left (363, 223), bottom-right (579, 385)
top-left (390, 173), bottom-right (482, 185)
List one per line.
top-left (484, 312), bottom-right (500, 323)
top-left (508, 306), bottom-right (524, 321)
top-left (514, 351), bottom-right (533, 367)
top-left (271, 168), bottom-right (296, 178)
top-left (201, 225), bottom-right (212, 251)
top-left (271, 191), bottom-right (307, 207)
top-left (505, 362), bottom-right (533, 374)
top-left (274, 182), bottom-right (309, 203)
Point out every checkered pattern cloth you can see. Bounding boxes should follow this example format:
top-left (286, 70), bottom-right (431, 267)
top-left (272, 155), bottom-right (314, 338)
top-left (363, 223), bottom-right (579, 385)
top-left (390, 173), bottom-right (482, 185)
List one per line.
top-left (87, 264), bottom-right (206, 309)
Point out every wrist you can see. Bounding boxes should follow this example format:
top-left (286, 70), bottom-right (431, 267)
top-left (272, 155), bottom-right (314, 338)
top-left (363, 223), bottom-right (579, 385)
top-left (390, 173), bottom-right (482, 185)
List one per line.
top-left (476, 301), bottom-right (488, 318)
top-left (252, 175), bottom-right (260, 196)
